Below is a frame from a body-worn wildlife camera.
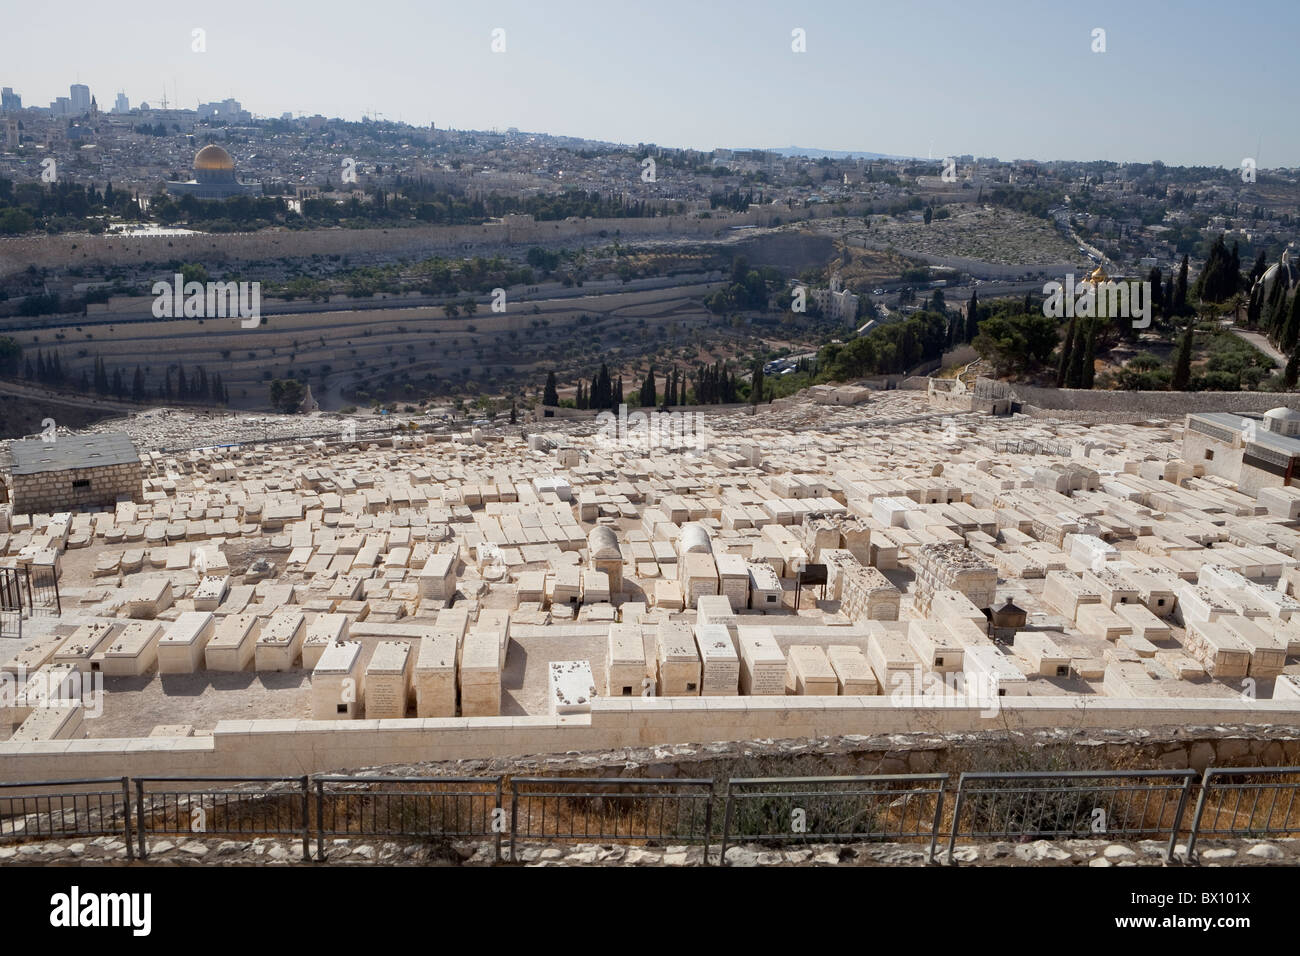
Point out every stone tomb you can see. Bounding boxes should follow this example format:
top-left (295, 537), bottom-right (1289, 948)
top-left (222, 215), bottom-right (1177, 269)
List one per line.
top-left (96, 621), bottom-right (163, 676)
top-left (549, 659), bottom-right (597, 715)
top-left (693, 623), bottom-right (739, 696)
top-left (736, 626), bottom-right (786, 696)
top-left (310, 640), bottom-right (364, 720)
top-left (606, 623), bottom-right (650, 698)
top-left (459, 629), bottom-right (502, 717)
top-left (128, 578), bottom-right (174, 619)
top-left (1013, 631), bottom-right (1072, 678)
top-left (826, 645), bottom-right (878, 695)
top-left (785, 645), bottom-right (838, 696)
top-left (156, 611), bottom-right (216, 674)
top-left (414, 630), bottom-right (458, 717)
top-left (907, 620), bottom-right (964, 673)
top-left (205, 614), bottom-right (260, 671)
top-left (192, 575), bottom-right (230, 612)
top-left (654, 621), bottom-right (702, 696)
top-left (52, 622), bottom-right (115, 673)
top-left (363, 640), bottom-right (412, 718)
top-left (303, 613), bottom-right (351, 669)
top-left (255, 610), bottom-right (307, 671)
top-left (868, 625), bottom-right (918, 695)
top-left (418, 552), bottom-right (458, 601)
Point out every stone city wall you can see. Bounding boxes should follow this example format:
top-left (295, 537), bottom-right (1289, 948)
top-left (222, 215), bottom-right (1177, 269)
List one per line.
top-left (0, 204), bottom-right (864, 280)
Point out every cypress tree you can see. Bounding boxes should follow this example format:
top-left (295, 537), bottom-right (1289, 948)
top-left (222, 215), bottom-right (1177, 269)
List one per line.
top-left (543, 371), bottom-right (558, 406)
top-left (1172, 318), bottom-right (1194, 390)
top-left (1174, 254), bottom-right (1189, 315)
top-left (1284, 292), bottom-right (1300, 354)
top-left (1286, 349), bottom-right (1300, 390)
top-left (1147, 267), bottom-right (1163, 318)
top-left (750, 362), bottom-right (765, 406)
top-left (1056, 316), bottom-right (1076, 388)
top-left (1082, 319), bottom-right (1097, 389)
top-left (965, 289), bottom-right (979, 342)
top-left (1250, 249), bottom-right (1268, 286)
top-left (1066, 320), bottom-right (1087, 387)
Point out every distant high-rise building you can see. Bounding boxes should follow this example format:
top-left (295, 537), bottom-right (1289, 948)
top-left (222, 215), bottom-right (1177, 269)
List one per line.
top-left (197, 98), bottom-right (250, 123)
top-left (0, 87), bottom-right (20, 111)
top-left (69, 83), bottom-right (90, 113)
top-left (52, 96), bottom-right (71, 116)
top-left (113, 92), bottom-right (129, 114)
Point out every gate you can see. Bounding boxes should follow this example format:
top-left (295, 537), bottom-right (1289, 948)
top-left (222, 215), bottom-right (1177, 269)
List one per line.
top-left (0, 564), bottom-right (61, 637)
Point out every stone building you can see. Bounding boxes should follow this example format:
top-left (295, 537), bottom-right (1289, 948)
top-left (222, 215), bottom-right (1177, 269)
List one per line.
top-left (4, 433), bottom-right (142, 515)
top-left (1183, 409), bottom-right (1300, 496)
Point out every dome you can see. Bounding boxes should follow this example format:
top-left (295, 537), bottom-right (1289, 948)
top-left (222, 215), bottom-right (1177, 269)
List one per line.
top-left (1264, 407), bottom-right (1300, 421)
top-left (194, 144), bottom-right (235, 171)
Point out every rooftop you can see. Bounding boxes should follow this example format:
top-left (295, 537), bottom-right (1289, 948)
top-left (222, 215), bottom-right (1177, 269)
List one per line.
top-left (8, 432), bottom-right (139, 475)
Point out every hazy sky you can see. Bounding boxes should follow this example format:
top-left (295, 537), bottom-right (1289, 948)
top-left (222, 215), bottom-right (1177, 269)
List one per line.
top-left (5, 0), bottom-right (1295, 167)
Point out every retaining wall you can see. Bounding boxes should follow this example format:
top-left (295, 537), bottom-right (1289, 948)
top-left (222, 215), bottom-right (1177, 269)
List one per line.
top-left (3, 695), bottom-right (1298, 782)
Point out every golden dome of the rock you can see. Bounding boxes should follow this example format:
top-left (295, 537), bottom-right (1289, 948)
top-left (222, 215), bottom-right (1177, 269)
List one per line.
top-left (194, 144), bottom-right (235, 171)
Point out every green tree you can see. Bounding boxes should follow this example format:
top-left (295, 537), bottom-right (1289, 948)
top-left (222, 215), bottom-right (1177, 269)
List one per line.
top-left (1056, 316), bottom-right (1075, 388)
top-left (1172, 319), bottom-right (1194, 390)
top-left (971, 309), bottom-right (1059, 377)
top-left (269, 378), bottom-right (307, 413)
top-left (542, 370), bottom-right (559, 406)
top-left (750, 361), bottom-right (765, 405)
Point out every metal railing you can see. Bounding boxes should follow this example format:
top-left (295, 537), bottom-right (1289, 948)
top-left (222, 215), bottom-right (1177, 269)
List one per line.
top-left (1185, 767), bottom-right (1300, 858)
top-left (508, 777), bottom-right (715, 862)
top-left (945, 770), bottom-right (1197, 863)
top-left (134, 776), bottom-right (311, 860)
top-left (314, 775), bottom-right (503, 861)
top-left (0, 778), bottom-right (133, 859)
top-left (720, 774), bottom-right (947, 863)
top-left (0, 768), bottom-right (1296, 864)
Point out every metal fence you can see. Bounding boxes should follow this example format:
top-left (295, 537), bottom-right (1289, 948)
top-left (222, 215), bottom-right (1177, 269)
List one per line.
top-left (508, 777), bottom-right (715, 862)
top-left (946, 770), bottom-right (1197, 863)
top-left (1, 768), bottom-right (1297, 864)
top-left (134, 776), bottom-right (311, 860)
top-left (1185, 767), bottom-right (1300, 857)
top-left (0, 564), bottom-right (61, 633)
top-left (314, 775), bottom-right (503, 862)
top-left (0, 778), bottom-right (133, 859)
top-left (720, 774), bottom-right (946, 863)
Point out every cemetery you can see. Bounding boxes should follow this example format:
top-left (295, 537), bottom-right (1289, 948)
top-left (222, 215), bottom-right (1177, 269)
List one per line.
top-left (1, 386), bottom-right (1299, 782)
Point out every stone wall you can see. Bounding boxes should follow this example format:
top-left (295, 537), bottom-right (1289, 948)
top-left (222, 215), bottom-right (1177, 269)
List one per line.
top-left (3, 694), bottom-right (1299, 783)
top-left (0, 204), bottom-right (867, 280)
top-left (983, 378), bottom-right (1300, 422)
top-left (8, 460), bottom-right (142, 515)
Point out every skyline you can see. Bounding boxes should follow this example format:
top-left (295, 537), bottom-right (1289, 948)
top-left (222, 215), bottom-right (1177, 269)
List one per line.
top-left (3, 0), bottom-right (1298, 168)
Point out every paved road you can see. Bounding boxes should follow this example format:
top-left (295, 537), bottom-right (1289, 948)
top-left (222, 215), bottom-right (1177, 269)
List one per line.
top-left (1228, 326), bottom-right (1285, 368)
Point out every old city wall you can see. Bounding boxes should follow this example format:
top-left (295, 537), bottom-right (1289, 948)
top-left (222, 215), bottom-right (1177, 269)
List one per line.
top-left (2, 695), bottom-right (1299, 783)
top-left (0, 205), bottom-right (860, 280)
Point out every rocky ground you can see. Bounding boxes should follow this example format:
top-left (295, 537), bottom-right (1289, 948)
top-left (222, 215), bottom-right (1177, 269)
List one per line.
top-left (1, 835), bottom-right (1295, 867)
